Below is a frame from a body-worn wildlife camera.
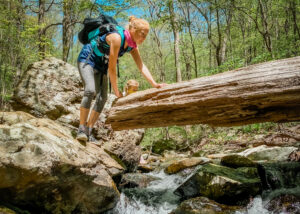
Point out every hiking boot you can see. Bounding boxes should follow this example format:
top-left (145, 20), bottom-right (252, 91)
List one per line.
top-left (88, 133), bottom-right (97, 142)
top-left (76, 127), bottom-right (88, 142)
top-left (87, 127), bottom-right (97, 142)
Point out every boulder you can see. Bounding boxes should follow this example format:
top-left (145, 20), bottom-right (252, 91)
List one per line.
top-left (119, 173), bottom-right (160, 189)
top-left (165, 157), bottom-right (211, 174)
top-left (221, 154), bottom-right (257, 168)
top-left (12, 57), bottom-right (82, 126)
top-left (257, 162), bottom-right (300, 190)
top-left (174, 163), bottom-right (261, 205)
top-left (170, 196), bottom-right (242, 214)
top-left (103, 139), bottom-right (142, 172)
top-left (238, 145), bottom-right (298, 162)
top-left (137, 164), bottom-right (154, 173)
top-left (0, 111), bottom-right (123, 213)
top-left (11, 57), bottom-right (144, 170)
top-left (265, 194), bottom-right (300, 213)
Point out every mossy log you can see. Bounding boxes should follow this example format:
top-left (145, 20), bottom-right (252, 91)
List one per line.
top-left (106, 57), bottom-right (300, 130)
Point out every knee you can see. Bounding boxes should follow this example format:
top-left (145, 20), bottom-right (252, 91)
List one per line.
top-left (84, 89), bottom-right (95, 98)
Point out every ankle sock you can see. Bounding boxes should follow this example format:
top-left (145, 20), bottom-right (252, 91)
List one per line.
top-left (88, 127), bottom-right (93, 135)
top-left (79, 124), bottom-right (87, 132)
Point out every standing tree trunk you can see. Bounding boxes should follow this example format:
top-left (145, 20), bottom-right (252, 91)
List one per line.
top-left (258, 0), bottom-right (272, 54)
top-left (168, 0), bottom-right (182, 82)
top-left (181, 39), bottom-right (192, 80)
top-left (191, 0), bottom-right (230, 66)
top-left (62, 0), bottom-right (73, 62)
top-left (14, 0), bottom-right (25, 84)
top-left (38, 0), bottom-right (46, 59)
top-left (146, 0), bottom-right (166, 82)
top-left (152, 30), bottom-right (166, 82)
top-left (289, 0), bottom-right (300, 41)
top-left (179, 1), bottom-right (198, 78)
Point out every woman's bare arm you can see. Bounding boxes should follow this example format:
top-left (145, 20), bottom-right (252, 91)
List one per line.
top-left (130, 48), bottom-right (159, 87)
top-left (106, 33), bottom-right (122, 97)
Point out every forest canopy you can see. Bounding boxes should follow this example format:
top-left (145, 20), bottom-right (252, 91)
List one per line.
top-left (1, 0), bottom-right (300, 108)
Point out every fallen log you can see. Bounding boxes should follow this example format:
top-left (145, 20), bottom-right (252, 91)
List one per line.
top-left (106, 57), bottom-right (300, 130)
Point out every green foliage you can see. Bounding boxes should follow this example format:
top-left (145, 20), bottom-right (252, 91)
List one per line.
top-left (140, 121), bottom-right (299, 154)
top-left (238, 123), bottom-right (275, 134)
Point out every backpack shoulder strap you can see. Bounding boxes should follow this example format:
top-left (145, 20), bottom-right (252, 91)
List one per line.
top-left (116, 26), bottom-right (125, 48)
top-left (88, 28), bottom-right (104, 57)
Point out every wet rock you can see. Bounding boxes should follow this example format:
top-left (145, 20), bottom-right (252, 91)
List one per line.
top-left (119, 173), bottom-right (160, 189)
top-left (138, 164), bottom-right (154, 173)
top-left (174, 163), bottom-right (261, 205)
top-left (265, 194), bottom-right (300, 214)
top-left (238, 145), bottom-right (298, 162)
top-left (165, 157), bottom-right (211, 174)
top-left (257, 162), bottom-right (300, 190)
top-left (0, 111), bottom-right (122, 213)
top-left (221, 154), bottom-right (257, 168)
top-left (170, 196), bottom-right (243, 214)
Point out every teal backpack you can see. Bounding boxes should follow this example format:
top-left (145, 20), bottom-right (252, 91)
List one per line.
top-left (88, 25), bottom-right (126, 57)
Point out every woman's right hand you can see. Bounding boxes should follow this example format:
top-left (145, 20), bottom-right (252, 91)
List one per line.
top-left (115, 90), bottom-right (123, 98)
top-left (153, 82), bottom-right (169, 88)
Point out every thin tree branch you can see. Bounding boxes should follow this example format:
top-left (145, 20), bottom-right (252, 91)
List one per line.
top-left (45, 0), bottom-right (55, 12)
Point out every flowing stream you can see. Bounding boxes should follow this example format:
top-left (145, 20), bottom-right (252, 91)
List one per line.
top-left (105, 170), bottom-right (189, 214)
top-left (105, 162), bottom-right (300, 214)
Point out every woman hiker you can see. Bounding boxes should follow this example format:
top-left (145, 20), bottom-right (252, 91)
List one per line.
top-left (76, 16), bottom-right (167, 142)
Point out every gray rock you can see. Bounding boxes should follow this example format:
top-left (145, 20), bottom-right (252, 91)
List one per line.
top-left (12, 57), bottom-right (82, 126)
top-left (11, 57), bottom-right (144, 173)
top-left (119, 173), bottom-right (160, 189)
top-left (174, 163), bottom-right (261, 205)
top-left (265, 194), bottom-right (300, 213)
top-left (170, 196), bottom-right (243, 214)
top-left (238, 145), bottom-right (298, 162)
top-left (0, 111), bottom-right (123, 213)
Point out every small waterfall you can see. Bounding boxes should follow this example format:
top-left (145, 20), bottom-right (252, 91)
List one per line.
top-left (106, 170), bottom-right (189, 214)
top-left (237, 162), bottom-right (300, 214)
top-left (235, 196), bottom-right (270, 214)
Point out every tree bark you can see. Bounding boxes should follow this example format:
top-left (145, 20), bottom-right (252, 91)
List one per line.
top-left (63, 0), bottom-right (73, 62)
top-left (168, 0), bottom-right (182, 82)
top-left (290, 0), bottom-right (300, 40)
top-left (179, 1), bottom-right (198, 77)
top-left (38, 0), bottom-right (46, 59)
top-left (106, 56), bottom-right (300, 130)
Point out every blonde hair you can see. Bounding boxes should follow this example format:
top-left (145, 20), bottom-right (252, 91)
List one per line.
top-left (128, 16), bottom-right (150, 31)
